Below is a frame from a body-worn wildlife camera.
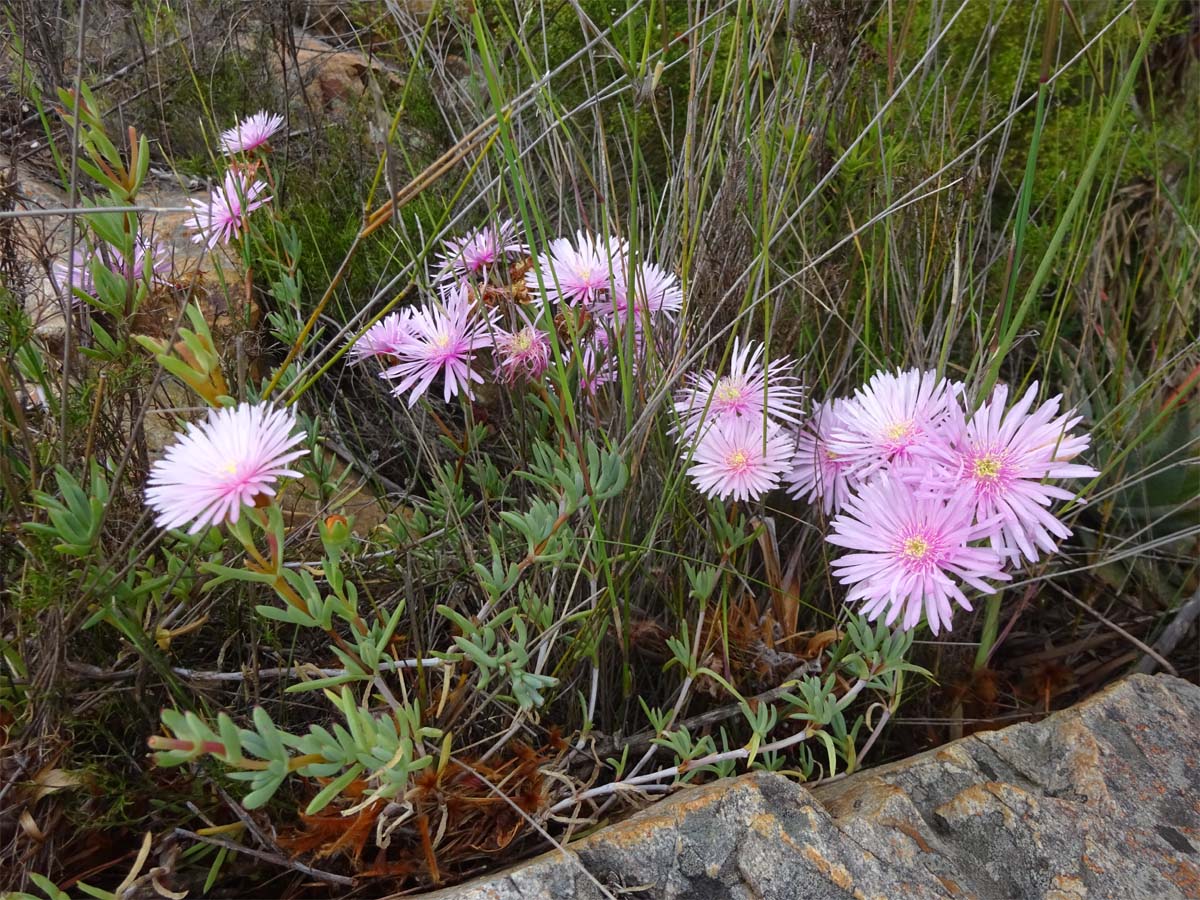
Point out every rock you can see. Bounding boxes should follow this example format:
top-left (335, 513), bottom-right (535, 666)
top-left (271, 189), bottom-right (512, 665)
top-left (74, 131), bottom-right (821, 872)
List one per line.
top-left (279, 33), bottom-right (403, 114)
top-left (420, 674), bottom-right (1200, 899)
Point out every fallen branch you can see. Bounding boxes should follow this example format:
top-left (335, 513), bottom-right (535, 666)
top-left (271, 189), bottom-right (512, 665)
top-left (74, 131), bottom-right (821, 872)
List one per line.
top-left (1136, 585), bottom-right (1200, 675)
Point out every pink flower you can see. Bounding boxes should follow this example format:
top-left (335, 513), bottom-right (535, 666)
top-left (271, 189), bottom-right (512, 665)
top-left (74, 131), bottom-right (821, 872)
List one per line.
top-left (380, 286), bottom-right (496, 406)
top-left (785, 398), bottom-right (862, 514)
top-left (495, 322), bottom-right (551, 384)
top-left (125, 235), bottom-right (172, 282)
top-left (349, 311), bottom-right (412, 364)
top-left (526, 231), bottom-right (627, 310)
top-left (188, 170), bottom-right (271, 249)
top-left (923, 382), bottom-right (1100, 564)
top-left (829, 368), bottom-right (958, 479)
top-left (685, 417), bottom-right (794, 502)
top-left (605, 259), bottom-right (683, 321)
top-left (50, 249), bottom-right (95, 300)
top-left (51, 235), bottom-right (172, 303)
top-left (220, 111), bottom-right (285, 155)
top-left (436, 217), bottom-right (526, 282)
top-left (146, 403), bottom-right (308, 534)
top-left (673, 338), bottom-right (804, 437)
top-left (827, 475), bottom-right (1009, 634)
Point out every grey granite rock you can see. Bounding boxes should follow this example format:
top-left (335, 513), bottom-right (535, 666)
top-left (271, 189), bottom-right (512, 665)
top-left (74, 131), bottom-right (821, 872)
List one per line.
top-left (420, 674), bottom-right (1200, 899)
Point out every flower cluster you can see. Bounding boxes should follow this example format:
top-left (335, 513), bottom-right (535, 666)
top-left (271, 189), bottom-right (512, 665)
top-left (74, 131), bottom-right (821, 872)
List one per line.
top-left (673, 358), bottom-right (1099, 634)
top-left (673, 339), bottom-right (804, 502)
top-left (51, 109), bottom-right (283, 300)
top-left (147, 198), bottom-right (1099, 641)
top-left (379, 286), bottom-right (499, 407)
top-left (188, 111), bottom-right (280, 248)
top-left (350, 220), bottom-right (683, 404)
top-left (189, 168), bottom-right (272, 249)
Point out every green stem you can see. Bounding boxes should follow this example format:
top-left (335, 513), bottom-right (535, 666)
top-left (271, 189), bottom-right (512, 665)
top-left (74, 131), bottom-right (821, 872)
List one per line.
top-left (974, 591), bottom-right (1004, 671)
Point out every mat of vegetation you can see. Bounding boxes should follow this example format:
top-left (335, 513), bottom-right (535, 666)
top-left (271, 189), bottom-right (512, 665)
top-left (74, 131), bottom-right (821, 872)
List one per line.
top-left (1, 1), bottom-right (1197, 897)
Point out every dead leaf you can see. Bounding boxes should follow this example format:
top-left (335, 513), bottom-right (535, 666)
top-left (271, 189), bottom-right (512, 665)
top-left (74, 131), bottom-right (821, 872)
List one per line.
top-left (151, 868), bottom-right (188, 899)
top-left (19, 808), bottom-right (45, 841)
top-left (114, 831), bottom-right (153, 896)
top-left (27, 765), bottom-right (86, 803)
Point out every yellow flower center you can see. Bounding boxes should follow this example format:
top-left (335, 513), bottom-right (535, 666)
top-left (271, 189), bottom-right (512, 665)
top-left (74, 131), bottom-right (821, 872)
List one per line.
top-left (714, 378), bottom-right (743, 404)
top-left (512, 331), bottom-right (533, 352)
top-left (433, 332), bottom-right (452, 349)
top-left (222, 461), bottom-right (238, 476)
top-left (885, 420), bottom-right (915, 441)
top-left (902, 536), bottom-right (930, 560)
top-left (973, 454), bottom-right (1002, 481)
top-left (726, 448), bottom-right (750, 471)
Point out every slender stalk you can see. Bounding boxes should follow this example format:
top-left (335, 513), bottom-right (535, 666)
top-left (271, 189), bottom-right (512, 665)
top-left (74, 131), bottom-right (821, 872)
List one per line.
top-left (973, 591), bottom-right (1004, 671)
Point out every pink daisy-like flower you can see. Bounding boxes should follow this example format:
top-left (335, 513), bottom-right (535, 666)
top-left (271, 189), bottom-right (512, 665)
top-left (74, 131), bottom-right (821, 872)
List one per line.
top-left (188, 170), bottom-right (271, 249)
top-left (220, 111), bottom-right (285, 155)
top-left (104, 235), bottom-right (171, 284)
top-left (828, 475), bottom-right (1009, 634)
top-left (380, 286), bottom-right (496, 406)
top-left (785, 398), bottom-right (862, 514)
top-left (495, 322), bottom-right (551, 384)
top-left (436, 217), bottom-right (526, 282)
top-left (605, 259), bottom-right (683, 322)
top-left (674, 338), bottom-right (805, 437)
top-left (129, 235), bottom-right (172, 282)
top-left (923, 382), bottom-right (1100, 565)
top-left (51, 249), bottom-right (96, 300)
top-left (349, 311), bottom-right (413, 364)
top-left (685, 417), bottom-right (794, 502)
top-left (146, 403), bottom-right (308, 534)
top-left (526, 231), bottom-right (627, 310)
top-left (829, 368), bottom-right (958, 479)
top-left (51, 235), bottom-right (171, 303)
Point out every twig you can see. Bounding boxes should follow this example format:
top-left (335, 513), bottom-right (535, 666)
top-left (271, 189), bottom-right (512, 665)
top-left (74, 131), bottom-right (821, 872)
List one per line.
top-left (64, 657), bottom-right (446, 683)
top-left (0, 35), bottom-right (186, 142)
top-left (0, 204), bottom-right (194, 219)
top-left (207, 780), bottom-right (273, 851)
top-left (173, 829), bottom-right (353, 887)
top-left (1046, 582), bottom-right (1178, 677)
top-left (321, 436), bottom-right (410, 497)
top-left (1135, 585), bottom-right (1200, 675)
top-left (854, 706), bottom-right (891, 768)
top-left (549, 726), bottom-right (817, 816)
top-left (557, 674), bottom-right (868, 817)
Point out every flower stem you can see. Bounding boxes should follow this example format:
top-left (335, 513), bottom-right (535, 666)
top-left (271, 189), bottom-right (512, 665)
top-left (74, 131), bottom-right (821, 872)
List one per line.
top-left (973, 591), bottom-right (1004, 671)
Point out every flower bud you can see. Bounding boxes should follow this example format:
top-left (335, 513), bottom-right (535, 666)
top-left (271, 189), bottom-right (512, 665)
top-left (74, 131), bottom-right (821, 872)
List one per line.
top-left (320, 514), bottom-right (352, 554)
